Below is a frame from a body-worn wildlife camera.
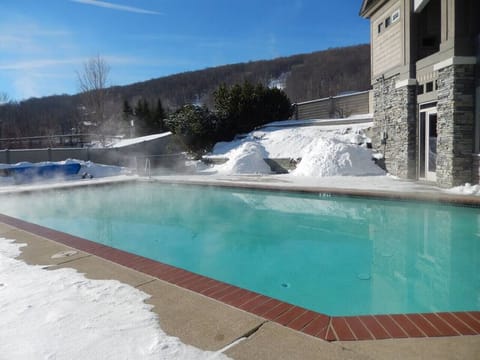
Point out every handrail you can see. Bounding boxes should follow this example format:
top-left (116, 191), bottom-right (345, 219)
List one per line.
top-left (144, 158), bottom-right (151, 179)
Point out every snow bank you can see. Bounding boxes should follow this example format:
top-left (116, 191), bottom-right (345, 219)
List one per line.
top-left (208, 121), bottom-right (384, 177)
top-left (0, 238), bottom-right (228, 360)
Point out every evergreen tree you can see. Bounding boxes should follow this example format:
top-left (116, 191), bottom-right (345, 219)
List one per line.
top-left (129, 98), bottom-right (168, 136)
top-left (149, 99), bottom-right (166, 133)
top-left (213, 81), bottom-right (293, 141)
top-left (165, 104), bottom-right (217, 154)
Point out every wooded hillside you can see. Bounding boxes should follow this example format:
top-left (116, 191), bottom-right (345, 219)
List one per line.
top-left (0, 44), bottom-right (370, 138)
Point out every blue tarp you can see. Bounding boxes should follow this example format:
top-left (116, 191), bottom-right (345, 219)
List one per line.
top-left (0, 163), bottom-right (81, 183)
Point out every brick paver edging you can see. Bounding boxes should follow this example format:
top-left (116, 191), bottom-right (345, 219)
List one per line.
top-left (1, 213), bottom-right (479, 341)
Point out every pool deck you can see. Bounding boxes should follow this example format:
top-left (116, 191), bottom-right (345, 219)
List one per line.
top-left (1, 175), bottom-right (480, 359)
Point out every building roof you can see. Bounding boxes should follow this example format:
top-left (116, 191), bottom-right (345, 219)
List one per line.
top-left (359, 0), bottom-right (388, 18)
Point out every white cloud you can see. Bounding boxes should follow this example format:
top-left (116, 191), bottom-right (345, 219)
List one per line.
top-left (0, 21), bottom-right (72, 56)
top-left (13, 74), bottom-right (42, 99)
top-left (0, 58), bottom-right (84, 71)
top-left (71, 0), bottom-right (162, 15)
top-left (0, 55), bottom-right (139, 71)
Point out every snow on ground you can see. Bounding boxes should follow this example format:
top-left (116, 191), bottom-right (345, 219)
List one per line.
top-left (0, 238), bottom-right (228, 360)
top-left (206, 119), bottom-right (384, 177)
top-left (446, 183), bottom-right (480, 196)
top-left (263, 113), bottom-right (372, 128)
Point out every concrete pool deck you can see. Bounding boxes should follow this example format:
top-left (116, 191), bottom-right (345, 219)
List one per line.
top-left (1, 175), bottom-right (480, 359)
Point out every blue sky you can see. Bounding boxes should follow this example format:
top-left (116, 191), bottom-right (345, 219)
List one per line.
top-left (0, 0), bottom-right (369, 101)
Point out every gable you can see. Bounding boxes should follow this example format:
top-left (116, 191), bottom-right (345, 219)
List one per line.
top-left (360, 0), bottom-right (389, 18)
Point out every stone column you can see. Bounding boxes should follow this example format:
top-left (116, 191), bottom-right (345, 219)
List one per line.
top-left (436, 64), bottom-right (475, 187)
top-left (472, 154), bottom-right (480, 184)
top-left (372, 76), bottom-right (417, 179)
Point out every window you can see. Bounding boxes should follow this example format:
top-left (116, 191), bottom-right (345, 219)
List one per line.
top-left (385, 16), bottom-right (391, 28)
top-left (391, 9), bottom-right (400, 23)
top-left (426, 82), bottom-right (434, 93)
top-left (378, 22), bottom-right (384, 33)
top-left (415, 0), bottom-right (441, 61)
top-left (418, 84), bottom-right (424, 95)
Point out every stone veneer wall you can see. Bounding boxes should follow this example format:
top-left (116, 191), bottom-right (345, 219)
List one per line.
top-left (372, 76), bottom-right (417, 178)
top-left (436, 64), bottom-right (475, 187)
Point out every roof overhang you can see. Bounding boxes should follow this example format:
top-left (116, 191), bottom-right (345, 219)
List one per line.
top-left (359, 0), bottom-right (389, 18)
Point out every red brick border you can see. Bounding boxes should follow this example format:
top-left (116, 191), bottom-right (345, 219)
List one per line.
top-left (1, 212), bottom-right (479, 342)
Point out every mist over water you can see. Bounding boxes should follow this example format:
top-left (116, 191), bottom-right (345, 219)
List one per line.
top-left (0, 182), bottom-right (479, 316)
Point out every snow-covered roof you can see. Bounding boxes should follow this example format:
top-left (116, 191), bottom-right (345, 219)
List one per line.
top-left (109, 132), bottom-right (172, 148)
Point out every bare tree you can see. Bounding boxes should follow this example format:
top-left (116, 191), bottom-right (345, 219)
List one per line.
top-left (0, 92), bottom-right (9, 105)
top-left (77, 55), bottom-right (110, 127)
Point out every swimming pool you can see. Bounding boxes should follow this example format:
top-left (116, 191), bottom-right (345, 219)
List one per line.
top-left (1, 182), bottom-right (479, 316)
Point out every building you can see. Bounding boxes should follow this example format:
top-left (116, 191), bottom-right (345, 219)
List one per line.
top-left (360, 0), bottom-right (479, 187)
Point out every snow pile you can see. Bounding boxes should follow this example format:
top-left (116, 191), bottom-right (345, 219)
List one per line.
top-left (80, 160), bottom-right (130, 178)
top-left (0, 238), bottom-right (228, 360)
top-left (215, 142), bottom-right (271, 174)
top-left (208, 120), bottom-right (384, 177)
top-left (292, 137), bottom-right (385, 177)
top-left (446, 183), bottom-right (480, 196)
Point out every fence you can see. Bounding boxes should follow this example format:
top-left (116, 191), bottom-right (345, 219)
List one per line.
top-left (0, 148), bottom-right (187, 173)
top-left (0, 134), bottom-right (122, 149)
top-left (293, 90), bottom-right (372, 120)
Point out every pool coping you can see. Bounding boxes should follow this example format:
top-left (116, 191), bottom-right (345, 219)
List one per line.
top-left (1, 212), bottom-right (479, 342)
top-left (149, 177), bottom-right (480, 206)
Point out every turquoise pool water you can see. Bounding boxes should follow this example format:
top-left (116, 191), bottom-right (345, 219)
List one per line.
top-left (1, 182), bottom-right (479, 316)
